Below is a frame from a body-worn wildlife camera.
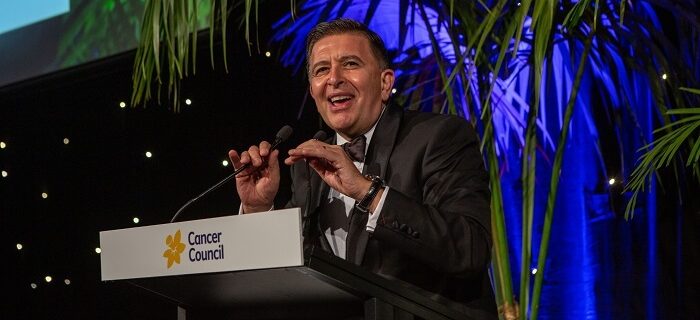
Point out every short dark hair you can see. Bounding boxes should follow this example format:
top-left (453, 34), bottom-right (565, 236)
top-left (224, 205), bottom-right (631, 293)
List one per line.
top-left (305, 18), bottom-right (390, 75)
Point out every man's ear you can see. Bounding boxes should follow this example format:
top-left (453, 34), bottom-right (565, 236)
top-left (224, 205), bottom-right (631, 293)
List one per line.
top-left (380, 69), bottom-right (395, 101)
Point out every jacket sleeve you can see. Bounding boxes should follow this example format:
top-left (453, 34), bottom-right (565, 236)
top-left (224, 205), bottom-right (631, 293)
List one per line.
top-left (372, 116), bottom-right (492, 277)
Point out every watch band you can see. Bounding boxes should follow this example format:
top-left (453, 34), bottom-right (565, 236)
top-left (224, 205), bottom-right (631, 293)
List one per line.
top-left (355, 175), bottom-right (385, 213)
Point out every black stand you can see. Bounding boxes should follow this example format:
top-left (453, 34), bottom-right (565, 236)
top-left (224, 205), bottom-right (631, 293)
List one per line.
top-left (122, 246), bottom-right (491, 320)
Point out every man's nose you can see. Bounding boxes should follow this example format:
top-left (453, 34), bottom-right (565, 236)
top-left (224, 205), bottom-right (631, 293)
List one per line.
top-left (327, 65), bottom-right (344, 87)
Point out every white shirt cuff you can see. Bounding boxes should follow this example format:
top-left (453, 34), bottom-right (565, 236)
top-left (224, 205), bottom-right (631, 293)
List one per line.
top-left (238, 204), bottom-right (274, 214)
top-left (366, 186), bottom-right (389, 232)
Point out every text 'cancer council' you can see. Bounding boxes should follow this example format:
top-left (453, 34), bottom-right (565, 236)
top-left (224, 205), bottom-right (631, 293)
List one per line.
top-left (188, 231), bottom-right (224, 262)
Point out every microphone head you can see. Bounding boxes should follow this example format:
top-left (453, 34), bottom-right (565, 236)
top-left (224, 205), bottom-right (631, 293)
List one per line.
top-left (275, 125), bottom-right (294, 143)
top-left (312, 130), bottom-right (328, 141)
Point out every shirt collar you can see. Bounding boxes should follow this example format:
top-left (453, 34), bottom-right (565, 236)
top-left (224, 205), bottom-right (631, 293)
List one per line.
top-left (335, 105), bottom-right (386, 157)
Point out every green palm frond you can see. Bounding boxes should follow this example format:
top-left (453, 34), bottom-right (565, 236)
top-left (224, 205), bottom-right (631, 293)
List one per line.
top-left (624, 87), bottom-right (700, 219)
top-left (131, 0), bottom-right (248, 111)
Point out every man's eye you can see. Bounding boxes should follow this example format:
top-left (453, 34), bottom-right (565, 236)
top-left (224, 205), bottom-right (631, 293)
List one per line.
top-left (314, 67), bottom-right (329, 75)
top-left (344, 61), bottom-right (359, 67)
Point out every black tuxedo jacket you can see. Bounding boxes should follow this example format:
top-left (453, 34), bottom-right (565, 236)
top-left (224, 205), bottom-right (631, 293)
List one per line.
top-left (288, 105), bottom-right (495, 315)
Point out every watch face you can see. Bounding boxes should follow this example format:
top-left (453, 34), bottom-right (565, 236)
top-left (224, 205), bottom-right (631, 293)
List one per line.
top-left (365, 174), bottom-right (384, 185)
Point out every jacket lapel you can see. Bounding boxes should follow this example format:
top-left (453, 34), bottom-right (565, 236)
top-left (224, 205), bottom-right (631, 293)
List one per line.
top-left (309, 135), bottom-right (334, 252)
top-left (363, 105), bottom-right (401, 179)
top-left (349, 105), bottom-right (402, 265)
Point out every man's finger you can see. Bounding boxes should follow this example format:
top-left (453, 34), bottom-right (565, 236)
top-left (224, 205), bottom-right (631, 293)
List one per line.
top-left (239, 150), bottom-right (251, 166)
top-left (248, 145), bottom-right (262, 167)
top-left (288, 145), bottom-right (345, 163)
top-left (268, 149), bottom-right (280, 175)
top-left (228, 149), bottom-right (239, 162)
top-left (229, 150), bottom-right (256, 179)
top-left (283, 154), bottom-right (308, 165)
top-left (228, 150), bottom-right (242, 167)
top-left (259, 140), bottom-right (272, 157)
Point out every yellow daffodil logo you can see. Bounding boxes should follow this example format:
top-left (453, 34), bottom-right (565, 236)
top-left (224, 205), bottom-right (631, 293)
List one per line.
top-left (163, 230), bottom-right (186, 268)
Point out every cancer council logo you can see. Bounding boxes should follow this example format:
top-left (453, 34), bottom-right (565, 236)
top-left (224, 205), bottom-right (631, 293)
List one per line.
top-left (162, 230), bottom-right (186, 269)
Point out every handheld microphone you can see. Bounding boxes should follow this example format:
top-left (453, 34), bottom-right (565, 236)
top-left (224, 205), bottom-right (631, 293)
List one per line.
top-left (170, 125), bottom-right (294, 223)
top-left (227, 125), bottom-right (293, 178)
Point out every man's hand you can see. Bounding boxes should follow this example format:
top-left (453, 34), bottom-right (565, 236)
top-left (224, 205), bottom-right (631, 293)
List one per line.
top-left (285, 139), bottom-right (371, 201)
top-left (228, 141), bottom-right (279, 213)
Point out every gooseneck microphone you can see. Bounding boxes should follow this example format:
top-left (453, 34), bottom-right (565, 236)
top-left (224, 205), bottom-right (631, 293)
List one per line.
top-left (170, 125), bottom-right (294, 223)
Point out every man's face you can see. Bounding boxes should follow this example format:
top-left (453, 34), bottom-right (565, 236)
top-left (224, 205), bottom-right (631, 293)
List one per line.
top-left (308, 33), bottom-right (394, 140)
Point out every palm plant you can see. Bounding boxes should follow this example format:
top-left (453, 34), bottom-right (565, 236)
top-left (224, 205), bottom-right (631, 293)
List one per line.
top-left (130, 0), bottom-right (226, 111)
top-left (625, 88), bottom-right (700, 217)
top-left (131, 0), bottom-right (699, 318)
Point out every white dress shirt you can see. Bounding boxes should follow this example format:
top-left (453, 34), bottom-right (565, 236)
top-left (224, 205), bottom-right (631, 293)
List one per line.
top-left (325, 120), bottom-right (389, 259)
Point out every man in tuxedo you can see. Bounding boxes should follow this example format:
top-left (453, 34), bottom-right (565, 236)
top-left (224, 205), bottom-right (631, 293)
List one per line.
top-left (229, 18), bottom-right (494, 314)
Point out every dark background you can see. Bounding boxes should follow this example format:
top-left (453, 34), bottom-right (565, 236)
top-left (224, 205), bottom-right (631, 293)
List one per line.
top-left (0, 8), bottom-right (322, 319)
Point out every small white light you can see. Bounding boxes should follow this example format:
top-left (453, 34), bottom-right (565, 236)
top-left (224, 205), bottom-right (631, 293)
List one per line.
top-left (145, 151), bottom-right (152, 158)
top-left (1, 170), bottom-right (7, 178)
top-left (63, 138), bottom-right (70, 145)
top-left (265, 51), bottom-right (271, 58)
top-left (45, 276), bottom-right (52, 283)
top-left (30, 283), bottom-right (37, 289)
top-left (185, 99), bottom-right (192, 105)
top-left (608, 178), bottom-right (616, 185)
top-left (0, 141), bottom-right (6, 149)
top-left (661, 73), bottom-right (667, 80)
top-left (95, 247), bottom-right (102, 254)
top-left (391, 88), bottom-right (397, 94)
top-left (531, 268), bottom-right (538, 275)
top-left (119, 101), bottom-right (127, 108)
top-left (41, 192), bottom-right (48, 199)
top-left (64, 279), bottom-right (71, 285)
top-left (133, 217), bottom-right (140, 224)
top-left (222, 160), bottom-right (229, 167)
top-left (517, 2), bottom-right (521, 6)
top-left (16, 243), bottom-right (23, 250)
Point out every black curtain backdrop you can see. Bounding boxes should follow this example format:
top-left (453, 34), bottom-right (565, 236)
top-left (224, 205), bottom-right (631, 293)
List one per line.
top-left (0, 23), bottom-right (322, 318)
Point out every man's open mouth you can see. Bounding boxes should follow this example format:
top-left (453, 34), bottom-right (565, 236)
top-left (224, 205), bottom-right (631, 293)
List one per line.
top-left (329, 95), bottom-right (353, 105)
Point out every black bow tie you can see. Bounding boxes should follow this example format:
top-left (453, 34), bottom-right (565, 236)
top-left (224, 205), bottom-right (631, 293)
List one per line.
top-left (342, 135), bottom-right (366, 162)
